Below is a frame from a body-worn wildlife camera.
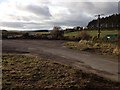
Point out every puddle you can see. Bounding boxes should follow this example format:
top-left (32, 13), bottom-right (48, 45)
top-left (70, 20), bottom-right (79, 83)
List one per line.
top-left (2, 49), bottom-right (29, 54)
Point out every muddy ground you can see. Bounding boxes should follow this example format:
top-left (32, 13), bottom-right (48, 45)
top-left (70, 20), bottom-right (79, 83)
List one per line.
top-left (2, 54), bottom-right (120, 90)
top-left (2, 40), bottom-right (120, 82)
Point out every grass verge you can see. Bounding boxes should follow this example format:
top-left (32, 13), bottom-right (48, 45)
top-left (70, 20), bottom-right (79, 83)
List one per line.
top-left (64, 30), bottom-right (118, 38)
top-left (64, 40), bottom-right (120, 56)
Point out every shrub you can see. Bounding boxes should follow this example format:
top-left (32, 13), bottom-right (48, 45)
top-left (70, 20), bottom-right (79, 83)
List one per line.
top-left (64, 39), bottom-right (120, 55)
top-left (51, 27), bottom-right (64, 40)
top-left (64, 42), bottom-right (78, 49)
top-left (22, 33), bottom-right (29, 38)
top-left (113, 46), bottom-right (120, 55)
top-left (92, 36), bottom-right (98, 42)
top-left (68, 36), bottom-right (80, 41)
top-left (77, 31), bottom-right (91, 40)
top-left (78, 40), bottom-right (93, 50)
top-left (93, 43), bottom-right (101, 49)
top-left (97, 43), bottom-right (116, 55)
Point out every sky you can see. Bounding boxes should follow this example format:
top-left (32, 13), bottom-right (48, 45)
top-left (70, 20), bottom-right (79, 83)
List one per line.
top-left (0, 0), bottom-right (119, 30)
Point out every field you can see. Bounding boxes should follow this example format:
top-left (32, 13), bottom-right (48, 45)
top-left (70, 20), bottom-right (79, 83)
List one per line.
top-left (27, 30), bottom-right (118, 37)
top-left (31, 31), bottom-right (50, 35)
top-left (2, 54), bottom-right (120, 89)
top-left (64, 30), bottom-right (118, 37)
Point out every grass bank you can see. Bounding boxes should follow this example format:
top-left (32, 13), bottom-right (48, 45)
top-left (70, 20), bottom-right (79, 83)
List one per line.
top-left (64, 40), bottom-right (120, 56)
top-left (64, 30), bottom-right (118, 38)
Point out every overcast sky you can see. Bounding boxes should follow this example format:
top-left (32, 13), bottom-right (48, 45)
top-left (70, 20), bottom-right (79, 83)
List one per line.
top-left (0, 0), bottom-right (119, 30)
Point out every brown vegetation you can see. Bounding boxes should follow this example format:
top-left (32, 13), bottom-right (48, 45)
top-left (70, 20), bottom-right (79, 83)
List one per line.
top-left (64, 40), bottom-right (120, 56)
top-left (2, 54), bottom-right (120, 89)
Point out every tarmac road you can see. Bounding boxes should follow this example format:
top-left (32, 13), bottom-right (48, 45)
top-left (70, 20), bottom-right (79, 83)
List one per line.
top-left (2, 40), bottom-right (119, 82)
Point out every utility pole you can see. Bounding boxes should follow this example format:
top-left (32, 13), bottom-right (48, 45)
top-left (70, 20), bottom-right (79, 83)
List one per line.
top-left (95, 14), bottom-right (104, 39)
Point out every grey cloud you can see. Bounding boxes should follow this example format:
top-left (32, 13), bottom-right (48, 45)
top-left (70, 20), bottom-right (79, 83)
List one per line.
top-left (67, 2), bottom-right (95, 13)
top-left (89, 2), bottom-right (118, 15)
top-left (0, 2), bottom-right (118, 30)
top-left (0, 21), bottom-right (45, 30)
top-left (26, 4), bottom-right (52, 18)
top-left (48, 14), bottom-right (92, 27)
top-left (118, 1), bottom-right (120, 13)
top-left (52, 2), bottom-right (118, 27)
top-left (66, 2), bottom-right (118, 16)
top-left (0, 22), bottom-right (24, 28)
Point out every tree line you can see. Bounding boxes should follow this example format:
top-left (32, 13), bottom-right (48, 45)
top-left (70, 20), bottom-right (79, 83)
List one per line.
top-left (87, 14), bottom-right (120, 30)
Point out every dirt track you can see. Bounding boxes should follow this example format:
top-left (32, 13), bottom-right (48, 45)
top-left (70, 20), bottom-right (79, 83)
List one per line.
top-left (2, 40), bottom-right (119, 82)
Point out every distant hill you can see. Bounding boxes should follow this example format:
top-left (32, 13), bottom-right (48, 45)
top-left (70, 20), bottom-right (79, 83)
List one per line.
top-left (1, 29), bottom-right (50, 32)
top-left (87, 14), bottom-right (120, 30)
top-left (30, 30), bottom-right (49, 32)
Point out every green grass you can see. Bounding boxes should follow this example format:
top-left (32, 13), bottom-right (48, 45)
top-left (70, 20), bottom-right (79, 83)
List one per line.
top-left (2, 54), bottom-right (120, 89)
top-left (88, 30), bottom-right (118, 37)
top-left (64, 31), bottom-right (80, 36)
top-left (64, 30), bottom-right (118, 37)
